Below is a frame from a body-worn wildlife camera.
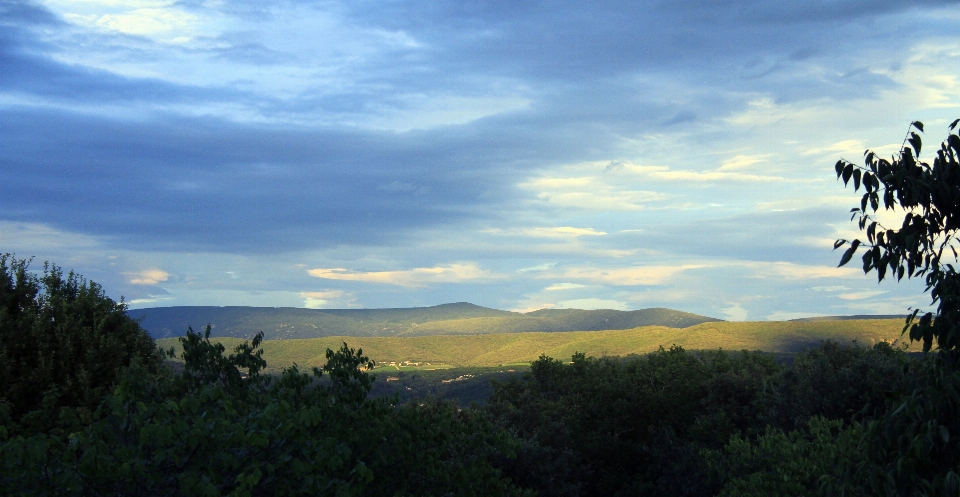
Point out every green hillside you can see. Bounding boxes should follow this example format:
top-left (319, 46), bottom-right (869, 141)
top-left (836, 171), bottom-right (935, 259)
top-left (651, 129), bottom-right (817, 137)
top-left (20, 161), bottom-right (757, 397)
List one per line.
top-left (156, 318), bottom-right (916, 371)
top-left (132, 303), bottom-right (721, 339)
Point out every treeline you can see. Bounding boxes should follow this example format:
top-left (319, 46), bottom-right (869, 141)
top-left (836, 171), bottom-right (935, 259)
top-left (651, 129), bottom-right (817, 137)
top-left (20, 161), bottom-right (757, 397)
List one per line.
top-left (4, 255), bottom-right (960, 495)
top-left (488, 342), bottom-right (934, 495)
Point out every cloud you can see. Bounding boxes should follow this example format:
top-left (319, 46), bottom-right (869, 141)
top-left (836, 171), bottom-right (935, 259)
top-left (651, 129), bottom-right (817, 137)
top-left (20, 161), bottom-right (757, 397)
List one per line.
top-left (300, 289), bottom-right (355, 308)
top-left (307, 264), bottom-right (493, 287)
top-left (556, 298), bottom-right (629, 311)
top-left (717, 154), bottom-right (771, 171)
top-left (523, 227), bottom-right (607, 238)
top-left (766, 310), bottom-right (822, 321)
top-left (621, 163), bottom-right (793, 183)
top-left (126, 268), bottom-right (169, 285)
top-left (838, 290), bottom-right (888, 300)
top-left (555, 264), bottom-right (707, 286)
top-left (753, 262), bottom-right (861, 280)
top-left (65, 7), bottom-right (198, 38)
top-left (722, 303), bottom-right (749, 321)
top-left (544, 283), bottom-right (586, 291)
top-left (521, 174), bottom-right (669, 211)
top-left (517, 263), bottom-right (556, 273)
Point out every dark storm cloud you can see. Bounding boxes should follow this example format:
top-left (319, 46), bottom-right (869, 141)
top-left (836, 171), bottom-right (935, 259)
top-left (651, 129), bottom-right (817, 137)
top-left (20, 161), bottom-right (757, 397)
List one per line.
top-left (0, 0), bottom-right (956, 259)
top-left (0, 106), bottom-right (607, 253)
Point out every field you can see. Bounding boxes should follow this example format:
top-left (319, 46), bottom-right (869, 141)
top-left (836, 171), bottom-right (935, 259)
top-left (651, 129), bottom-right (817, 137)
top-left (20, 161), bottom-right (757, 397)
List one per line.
top-left (156, 318), bottom-right (916, 372)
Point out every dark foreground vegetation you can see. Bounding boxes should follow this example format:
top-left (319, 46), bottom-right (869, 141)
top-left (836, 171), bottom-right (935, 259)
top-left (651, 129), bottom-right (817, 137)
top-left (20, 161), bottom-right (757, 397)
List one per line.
top-left (1, 256), bottom-right (957, 496)
top-left (3, 121), bottom-right (960, 495)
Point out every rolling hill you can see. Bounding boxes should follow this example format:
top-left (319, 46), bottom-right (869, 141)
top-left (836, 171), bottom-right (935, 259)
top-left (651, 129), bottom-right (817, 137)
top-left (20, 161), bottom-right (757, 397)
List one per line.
top-left (130, 303), bottom-right (721, 339)
top-left (155, 318), bottom-right (917, 371)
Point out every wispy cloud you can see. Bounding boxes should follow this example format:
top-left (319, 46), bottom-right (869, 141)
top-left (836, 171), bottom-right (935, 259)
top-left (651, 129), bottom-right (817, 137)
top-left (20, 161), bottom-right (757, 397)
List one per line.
top-left (553, 264), bottom-right (707, 286)
top-left (307, 264), bottom-right (494, 287)
top-left (300, 290), bottom-right (356, 308)
top-left (126, 269), bottom-right (169, 285)
top-left (838, 290), bottom-right (888, 300)
top-left (544, 282), bottom-right (586, 291)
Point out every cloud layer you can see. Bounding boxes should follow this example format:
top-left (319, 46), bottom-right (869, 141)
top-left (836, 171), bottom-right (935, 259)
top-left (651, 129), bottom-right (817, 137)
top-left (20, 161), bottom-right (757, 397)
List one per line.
top-left (2, 0), bottom-right (958, 319)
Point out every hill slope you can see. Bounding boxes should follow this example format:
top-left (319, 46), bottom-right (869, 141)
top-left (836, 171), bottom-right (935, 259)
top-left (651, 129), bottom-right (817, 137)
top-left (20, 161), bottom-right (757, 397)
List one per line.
top-left (156, 318), bottom-right (916, 371)
top-left (131, 303), bottom-right (721, 339)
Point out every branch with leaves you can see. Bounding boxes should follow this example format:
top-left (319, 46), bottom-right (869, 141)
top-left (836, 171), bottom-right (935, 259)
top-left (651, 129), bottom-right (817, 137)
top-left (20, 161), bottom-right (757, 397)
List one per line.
top-left (834, 119), bottom-right (960, 352)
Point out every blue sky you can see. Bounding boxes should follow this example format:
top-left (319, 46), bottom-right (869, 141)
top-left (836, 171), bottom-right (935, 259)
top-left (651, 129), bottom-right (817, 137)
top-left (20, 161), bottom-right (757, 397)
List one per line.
top-left (2, 0), bottom-right (959, 320)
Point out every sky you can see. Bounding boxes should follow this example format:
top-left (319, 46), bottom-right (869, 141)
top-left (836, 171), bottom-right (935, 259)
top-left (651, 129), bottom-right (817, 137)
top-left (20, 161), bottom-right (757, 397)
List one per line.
top-left (2, 0), bottom-right (960, 320)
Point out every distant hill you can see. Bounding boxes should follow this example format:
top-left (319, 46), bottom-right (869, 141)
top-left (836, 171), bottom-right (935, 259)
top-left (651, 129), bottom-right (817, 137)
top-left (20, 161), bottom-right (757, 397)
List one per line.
top-left (129, 303), bottom-right (721, 340)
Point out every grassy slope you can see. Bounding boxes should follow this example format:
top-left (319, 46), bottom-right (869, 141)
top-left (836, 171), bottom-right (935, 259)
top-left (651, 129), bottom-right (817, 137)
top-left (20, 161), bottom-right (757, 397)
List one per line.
top-left (157, 318), bottom-right (915, 371)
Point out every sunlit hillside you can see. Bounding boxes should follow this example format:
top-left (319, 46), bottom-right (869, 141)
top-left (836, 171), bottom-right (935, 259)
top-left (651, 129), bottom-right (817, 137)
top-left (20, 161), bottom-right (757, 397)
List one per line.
top-left (156, 318), bottom-right (915, 371)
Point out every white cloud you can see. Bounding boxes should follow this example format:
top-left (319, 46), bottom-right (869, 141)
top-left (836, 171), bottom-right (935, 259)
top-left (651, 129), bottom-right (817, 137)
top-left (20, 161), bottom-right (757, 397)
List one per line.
top-left (544, 282), bottom-right (586, 291)
top-left (556, 298), bottom-right (628, 311)
top-left (524, 227), bottom-right (607, 238)
top-left (838, 290), bottom-right (887, 300)
top-left (722, 303), bottom-right (749, 321)
top-left (307, 263), bottom-right (493, 287)
top-left (54, 0), bottom-right (201, 42)
top-left (555, 264), bottom-right (707, 286)
top-left (748, 262), bottom-right (860, 280)
top-left (520, 173), bottom-right (669, 211)
top-left (300, 289), bottom-right (355, 308)
top-left (517, 263), bottom-right (556, 273)
top-left (126, 268), bottom-right (170, 285)
top-left (717, 154), bottom-right (771, 171)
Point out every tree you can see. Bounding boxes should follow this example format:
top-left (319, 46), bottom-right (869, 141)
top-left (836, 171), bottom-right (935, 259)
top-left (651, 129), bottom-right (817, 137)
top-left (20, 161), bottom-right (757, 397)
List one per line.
top-left (0, 255), bottom-right (162, 434)
top-left (834, 119), bottom-right (960, 354)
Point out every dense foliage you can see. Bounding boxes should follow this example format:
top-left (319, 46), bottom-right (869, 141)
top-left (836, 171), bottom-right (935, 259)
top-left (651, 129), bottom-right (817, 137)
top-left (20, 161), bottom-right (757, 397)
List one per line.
top-left (0, 254), bottom-right (162, 435)
top-left (486, 342), bottom-right (914, 496)
top-left (1, 326), bottom-right (527, 496)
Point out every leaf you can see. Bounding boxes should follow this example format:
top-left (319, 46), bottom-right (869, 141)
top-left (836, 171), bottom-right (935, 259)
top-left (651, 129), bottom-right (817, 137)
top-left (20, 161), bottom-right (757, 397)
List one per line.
top-left (950, 119), bottom-right (959, 131)
top-left (834, 239), bottom-right (846, 250)
top-left (838, 240), bottom-right (861, 267)
top-left (842, 163), bottom-right (854, 184)
top-left (941, 425), bottom-right (950, 443)
top-left (853, 169), bottom-right (862, 190)
top-left (912, 121), bottom-right (924, 133)
top-left (909, 132), bottom-right (922, 157)
top-left (835, 160), bottom-right (845, 177)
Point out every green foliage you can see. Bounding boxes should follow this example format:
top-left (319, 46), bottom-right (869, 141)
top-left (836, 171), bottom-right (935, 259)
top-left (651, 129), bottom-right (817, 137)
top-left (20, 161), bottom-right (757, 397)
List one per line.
top-left (821, 359), bottom-right (960, 495)
top-left (758, 341), bottom-right (912, 432)
top-left (709, 417), bottom-right (867, 496)
top-left (0, 327), bottom-right (528, 496)
top-left (834, 120), bottom-right (960, 353)
top-left (487, 346), bottom-right (781, 496)
top-left (0, 254), bottom-right (162, 435)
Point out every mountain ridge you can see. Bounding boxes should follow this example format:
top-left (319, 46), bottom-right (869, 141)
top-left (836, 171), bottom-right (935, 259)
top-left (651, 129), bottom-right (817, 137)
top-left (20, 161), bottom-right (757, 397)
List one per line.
top-left (129, 303), bottom-right (722, 340)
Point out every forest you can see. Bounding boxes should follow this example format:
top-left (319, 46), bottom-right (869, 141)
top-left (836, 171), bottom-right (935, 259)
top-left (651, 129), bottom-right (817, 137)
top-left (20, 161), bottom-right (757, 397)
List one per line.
top-left (1, 121), bottom-right (959, 495)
